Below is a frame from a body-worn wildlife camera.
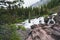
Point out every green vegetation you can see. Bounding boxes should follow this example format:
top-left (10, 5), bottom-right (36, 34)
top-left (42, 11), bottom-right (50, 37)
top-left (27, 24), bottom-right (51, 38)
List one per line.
top-left (45, 0), bottom-right (60, 9)
top-left (0, 0), bottom-right (60, 40)
top-left (0, 0), bottom-right (60, 24)
top-left (0, 24), bottom-right (21, 40)
top-left (0, 6), bottom-right (50, 24)
top-left (1, 0), bottom-right (60, 24)
top-left (18, 26), bottom-right (26, 31)
top-left (39, 0), bottom-right (60, 13)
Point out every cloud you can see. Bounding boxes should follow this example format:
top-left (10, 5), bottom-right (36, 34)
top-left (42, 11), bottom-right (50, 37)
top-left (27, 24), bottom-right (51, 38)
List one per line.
top-left (23, 0), bottom-right (39, 7)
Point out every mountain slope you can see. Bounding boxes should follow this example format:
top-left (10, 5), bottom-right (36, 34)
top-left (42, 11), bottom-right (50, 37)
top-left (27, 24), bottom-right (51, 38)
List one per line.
top-left (30, 0), bottom-right (51, 7)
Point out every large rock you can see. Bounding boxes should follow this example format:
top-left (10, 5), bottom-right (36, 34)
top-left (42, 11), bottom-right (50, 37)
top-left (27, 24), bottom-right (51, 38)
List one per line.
top-left (26, 24), bottom-right (60, 40)
top-left (26, 12), bottom-right (60, 40)
top-left (54, 12), bottom-right (60, 24)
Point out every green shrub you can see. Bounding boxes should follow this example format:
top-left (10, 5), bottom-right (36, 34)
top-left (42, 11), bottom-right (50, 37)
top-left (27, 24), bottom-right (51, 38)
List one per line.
top-left (18, 26), bottom-right (26, 31)
top-left (0, 24), bottom-right (21, 40)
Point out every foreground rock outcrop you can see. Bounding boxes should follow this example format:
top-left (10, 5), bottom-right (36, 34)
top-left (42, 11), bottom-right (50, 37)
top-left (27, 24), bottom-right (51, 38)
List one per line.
top-left (26, 13), bottom-right (60, 40)
top-left (26, 24), bottom-right (60, 40)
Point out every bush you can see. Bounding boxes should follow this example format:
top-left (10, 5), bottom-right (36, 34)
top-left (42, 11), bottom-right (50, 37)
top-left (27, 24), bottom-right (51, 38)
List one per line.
top-left (18, 26), bottom-right (26, 31)
top-left (0, 24), bottom-right (21, 40)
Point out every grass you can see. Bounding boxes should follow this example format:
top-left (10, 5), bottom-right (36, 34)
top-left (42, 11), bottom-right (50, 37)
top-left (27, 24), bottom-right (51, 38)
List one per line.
top-left (18, 26), bottom-right (26, 31)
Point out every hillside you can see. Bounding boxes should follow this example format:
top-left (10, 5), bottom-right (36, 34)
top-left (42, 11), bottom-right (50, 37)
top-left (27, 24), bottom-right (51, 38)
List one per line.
top-left (30, 0), bottom-right (51, 7)
top-left (50, 6), bottom-right (60, 13)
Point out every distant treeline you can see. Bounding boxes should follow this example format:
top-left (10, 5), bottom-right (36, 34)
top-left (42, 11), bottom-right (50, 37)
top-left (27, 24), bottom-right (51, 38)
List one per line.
top-left (0, 6), bottom-right (50, 24)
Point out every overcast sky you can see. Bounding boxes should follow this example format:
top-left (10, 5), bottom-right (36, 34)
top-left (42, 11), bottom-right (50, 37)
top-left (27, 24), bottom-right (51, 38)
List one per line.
top-left (23, 0), bottom-right (40, 7)
top-left (5, 0), bottom-right (40, 7)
